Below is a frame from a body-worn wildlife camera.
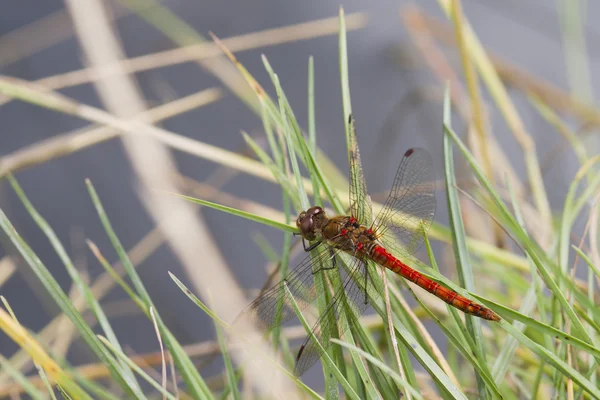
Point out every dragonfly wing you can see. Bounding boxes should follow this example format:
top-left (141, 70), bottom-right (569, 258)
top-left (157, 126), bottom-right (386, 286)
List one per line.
top-left (294, 255), bottom-right (382, 376)
top-left (233, 234), bottom-right (355, 332)
top-left (373, 148), bottom-right (436, 258)
top-left (233, 243), bottom-right (336, 332)
top-left (348, 115), bottom-right (374, 226)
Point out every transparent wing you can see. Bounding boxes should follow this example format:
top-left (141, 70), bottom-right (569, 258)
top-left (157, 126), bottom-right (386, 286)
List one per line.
top-left (233, 237), bottom-right (350, 333)
top-left (373, 148), bottom-right (436, 258)
top-left (348, 115), bottom-right (374, 226)
top-left (293, 255), bottom-right (383, 376)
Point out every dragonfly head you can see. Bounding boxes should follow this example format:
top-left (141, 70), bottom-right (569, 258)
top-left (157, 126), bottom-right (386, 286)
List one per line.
top-left (296, 206), bottom-right (327, 241)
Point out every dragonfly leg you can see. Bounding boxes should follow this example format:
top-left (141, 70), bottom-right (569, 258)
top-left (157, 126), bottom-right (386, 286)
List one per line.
top-left (302, 238), bottom-right (322, 252)
top-left (311, 248), bottom-right (337, 275)
top-left (363, 262), bottom-right (368, 305)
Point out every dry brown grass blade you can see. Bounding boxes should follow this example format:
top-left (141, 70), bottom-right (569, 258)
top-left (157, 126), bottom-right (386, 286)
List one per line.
top-left (407, 8), bottom-right (600, 126)
top-left (0, 5), bottom-right (129, 67)
top-left (65, 0), bottom-right (295, 395)
top-left (401, 5), bottom-right (526, 243)
top-left (33, 12), bottom-right (366, 94)
top-left (0, 257), bottom-right (16, 288)
top-left (0, 315), bottom-right (383, 396)
top-left (449, 0), bottom-right (492, 182)
top-left (0, 87), bottom-right (222, 177)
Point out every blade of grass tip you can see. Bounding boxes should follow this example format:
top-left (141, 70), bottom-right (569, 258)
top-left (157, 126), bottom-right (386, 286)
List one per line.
top-left (169, 272), bottom-right (228, 327)
top-left (330, 339), bottom-right (424, 400)
top-left (149, 307), bottom-right (168, 398)
top-left (284, 282), bottom-right (362, 400)
top-left (262, 56), bottom-right (323, 211)
top-left (443, 121), bottom-right (599, 355)
top-left (559, 156), bottom-right (600, 278)
top-left (268, 68), bottom-right (310, 210)
top-left (215, 311), bottom-right (241, 400)
top-left (7, 175), bottom-right (143, 394)
top-left (169, 190), bottom-right (297, 233)
top-left (258, 55), bottom-right (345, 213)
top-left (0, 204), bottom-right (139, 398)
top-left (241, 131), bottom-right (304, 211)
top-left (86, 239), bottom-right (147, 311)
top-left (308, 56), bottom-right (317, 157)
top-left (339, 7), bottom-right (352, 122)
top-left (86, 179), bottom-right (214, 400)
top-left (0, 308), bottom-right (93, 400)
top-left (442, 88), bottom-right (491, 398)
top-left (0, 355), bottom-right (47, 400)
top-left (262, 55), bottom-right (340, 214)
top-left (572, 246), bottom-right (600, 284)
top-left (574, 303), bottom-right (600, 335)
top-left (97, 336), bottom-right (178, 400)
top-left (260, 97), bottom-right (284, 171)
top-left (339, 7), bottom-right (370, 221)
top-left (0, 296), bottom-right (57, 400)
top-left (307, 56), bottom-right (322, 206)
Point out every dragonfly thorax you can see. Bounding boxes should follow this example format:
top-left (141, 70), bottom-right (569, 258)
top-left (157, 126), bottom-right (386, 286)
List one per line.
top-left (296, 206), bottom-right (329, 241)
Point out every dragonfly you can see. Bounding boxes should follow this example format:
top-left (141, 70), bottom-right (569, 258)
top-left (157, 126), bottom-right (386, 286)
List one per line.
top-left (235, 117), bottom-right (500, 377)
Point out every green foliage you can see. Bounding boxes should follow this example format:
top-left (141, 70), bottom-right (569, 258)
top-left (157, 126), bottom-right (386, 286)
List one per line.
top-left (0, 4), bottom-right (598, 400)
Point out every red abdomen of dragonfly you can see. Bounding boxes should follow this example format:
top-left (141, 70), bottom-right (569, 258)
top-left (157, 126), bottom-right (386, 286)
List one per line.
top-left (369, 245), bottom-right (500, 321)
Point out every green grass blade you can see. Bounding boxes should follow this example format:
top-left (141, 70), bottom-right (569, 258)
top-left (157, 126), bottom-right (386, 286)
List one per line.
top-left (307, 56), bottom-right (321, 206)
top-left (169, 272), bottom-right (228, 327)
top-left (215, 319), bottom-right (240, 400)
top-left (241, 131), bottom-right (304, 211)
top-left (171, 191), bottom-right (296, 233)
top-left (98, 336), bottom-right (178, 400)
top-left (443, 119), bottom-right (598, 353)
top-left (0, 355), bottom-right (47, 400)
top-left (8, 175), bottom-right (143, 396)
top-left (499, 321), bottom-right (600, 399)
top-left (86, 179), bottom-right (214, 400)
top-left (0, 206), bottom-right (138, 398)
top-left (331, 339), bottom-right (424, 400)
top-left (284, 282), bottom-right (362, 400)
top-left (442, 88), bottom-right (491, 398)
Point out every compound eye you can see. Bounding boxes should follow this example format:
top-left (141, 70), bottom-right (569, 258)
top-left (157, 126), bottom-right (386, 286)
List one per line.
top-left (300, 216), bottom-right (314, 235)
top-left (296, 212), bottom-right (307, 226)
